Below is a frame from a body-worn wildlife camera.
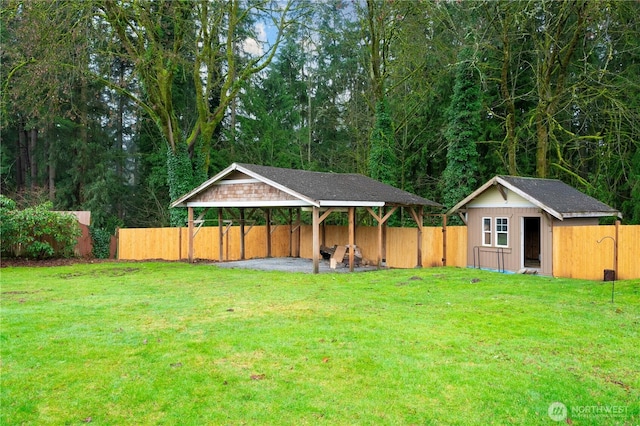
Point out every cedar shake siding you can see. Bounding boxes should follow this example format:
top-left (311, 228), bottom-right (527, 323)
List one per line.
top-left (190, 182), bottom-right (298, 204)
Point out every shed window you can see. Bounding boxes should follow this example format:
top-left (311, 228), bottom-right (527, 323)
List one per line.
top-left (496, 217), bottom-right (509, 247)
top-left (482, 217), bottom-right (492, 246)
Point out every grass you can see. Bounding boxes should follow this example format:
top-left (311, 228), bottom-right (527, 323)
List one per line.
top-left (1, 262), bottom-right (638, 425)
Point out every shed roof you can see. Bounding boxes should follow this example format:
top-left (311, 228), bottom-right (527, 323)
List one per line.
top-left (447, 175), bottom-right (621, 220)
top-left (171, 163), bottom-right (442, 209)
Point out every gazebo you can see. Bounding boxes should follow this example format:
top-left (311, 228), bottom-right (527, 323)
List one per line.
top-left (171, 163), bottom-right (442, 273)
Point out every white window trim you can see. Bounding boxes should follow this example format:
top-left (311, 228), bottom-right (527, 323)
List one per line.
top-left (482, 217), bottom-right (492, 247)
top-left (495, 217), bottom-right (509, 248)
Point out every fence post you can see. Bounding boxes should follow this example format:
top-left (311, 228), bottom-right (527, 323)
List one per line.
top-left (615, 220), bottom-right (620, 278)
top-left (178, 226), bottom-right (182, 260)
top-left (188, 207), bottom-right (194, 262)
top-left (442, 214), bottom-right (447, 267)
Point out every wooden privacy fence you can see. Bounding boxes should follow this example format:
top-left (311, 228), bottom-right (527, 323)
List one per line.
top-left (552, 224), bottom-right (640, 280)
top-left (117, 224), bottom-right (639, 279)
top-left (75, 224), bottom-right (93, 257)
top-left (118, 225), bottom-right (468, 269)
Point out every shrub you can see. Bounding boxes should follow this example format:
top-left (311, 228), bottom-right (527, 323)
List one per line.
top-left (0, 197), bottom-right (81, 259)
top-left (90, 227), bottom-right (112, 259)
top-left (0, 195), bottom-right (18, 248)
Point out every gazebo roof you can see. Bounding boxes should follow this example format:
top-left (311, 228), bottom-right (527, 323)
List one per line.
top-left (171, 163), bottom-right (441, 209)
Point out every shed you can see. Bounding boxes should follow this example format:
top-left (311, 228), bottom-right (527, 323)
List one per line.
top-left (171, 163), bottom-right (442, 273)
top-left (447, 175), bottom-right (621, 275)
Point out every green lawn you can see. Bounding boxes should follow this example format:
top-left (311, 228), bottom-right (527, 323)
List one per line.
top-left (1, 262), bottom-right (638, 425)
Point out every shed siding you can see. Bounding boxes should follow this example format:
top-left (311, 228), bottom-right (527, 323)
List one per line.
top-left (467, 207), bottom-right (553, 275)
top-left (191, 181), bottom-right (298, 203)
top-left (467, 186), bottom-right (535, 208)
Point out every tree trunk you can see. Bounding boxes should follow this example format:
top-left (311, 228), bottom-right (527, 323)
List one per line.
top-left (116, 60), bottom-right (125, 220)
top-left (29, 128), bottom-right (38, 189)
top-left (16, 123), bottom-right (27, 190)
top-left (48, 134), bottom-right (56, 201)
top-left (366, 0), bottom-right (384, 103)
top-left (535, 105), bottom-right (549, 178)
top-left (533, 1), bottom-right (590, 179)
top-left (499, 18), bottom-right (518, 175)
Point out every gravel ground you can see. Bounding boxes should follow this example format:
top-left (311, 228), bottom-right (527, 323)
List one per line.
top-left (212, 257), bottom-right (381, 273)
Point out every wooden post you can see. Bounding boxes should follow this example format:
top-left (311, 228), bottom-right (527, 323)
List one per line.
top-left (188, 207), bottom-right (194, 263)
top-left (416, 206), bottom-right (423, 268)
top-left (442, 213), bottom-right (447, 266)
top-left (240, 208), bottom-right (245, 260)
top-left (113, 227), bottom-right (119, 260)
top-left (615, 219), bottom-right (620, 277)
top-left (265, 208), bottom-right (272, 258)
top-left (348, 207), bottom-right (355, 272)
top-left (382, 207), bottom-right (387, 265)
top-left (407, 206), bottom-right (424, 268)
top-left (288, 208), bottom-right (293, 257)
top-left (377, 217), bottom-right (384, 268)
top-left (548, 212), bottom-right (554, 276)
top-left (218, 208), bottom-right (223, 262)
top-left (312, 206), bottom-right (320, 273)
top-left (295, 209), bottom-right (301, 258)
top-left (365, 206), bottom-right (398, 269)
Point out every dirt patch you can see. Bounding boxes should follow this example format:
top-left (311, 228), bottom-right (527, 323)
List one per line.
top-left (1, 288), bottom-right (53, 296)
top-left (2, 289), bottom-right (51, 294)
top-left (57, 267), bottom-right (141, 279)
top-left (0, 258), bottom-right (188, 268)
top-left (1, 288), bottom-right (54, 302)
top-left (0, 257), bottom-right (119, 268)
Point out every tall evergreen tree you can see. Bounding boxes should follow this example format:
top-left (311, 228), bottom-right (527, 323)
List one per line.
top-left (234, 37), bottom-right (306, 169)
top-left (442, 47), bottom-right (481, 212)
top-left (368, 98), bottom-right (399, 187)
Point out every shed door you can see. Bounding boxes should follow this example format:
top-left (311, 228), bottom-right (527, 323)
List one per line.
top-left (523, 217), bottom-right (541, 268)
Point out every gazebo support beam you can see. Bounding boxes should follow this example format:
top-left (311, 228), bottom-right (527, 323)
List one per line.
top-left (312, 206), bottom-right (320, 273)
top-left (295, 209), bottom-right (301, 257)
top-left (348, 207), bottom-right (355, 272)
top-left (186, 208), bottom-right (211, 262)
top-left (418, 207), bottom-right (423, 267)
top-left (240, 208), bottom-right (245, 260)
top-left (366, 206), bottom-right (398, 268)
top-left (288, 209), bottom-right (293, 257)
top-left (407, 206), bottom-right (424, 268)
top-left (218, 208), bottom-right (223, 262)
top-left (265, 208), bottom-right (271, 258)
top-left (311, 207), bottom-right (338, 273)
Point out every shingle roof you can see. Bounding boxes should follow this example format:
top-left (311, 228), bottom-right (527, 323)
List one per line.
top-left (498, 176), bottom-right (618, 216)
top-left (172, 163), bottom-right (441, 208)
top-left (448, 175), bottom-right (621, 220)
